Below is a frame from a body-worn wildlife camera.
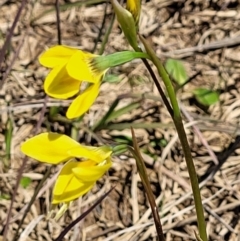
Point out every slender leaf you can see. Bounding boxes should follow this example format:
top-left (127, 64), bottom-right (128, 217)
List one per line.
top-left (106, 102), bottom-right (140, 122)
top-left (93, 101), bottom-right (140, 131)
top-left (104, 122), bottom-right (172, 130)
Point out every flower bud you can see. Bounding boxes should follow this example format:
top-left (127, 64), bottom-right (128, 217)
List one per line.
top-left (111, 0), bottom-right (139, 50)
top-left (126, 0), bottom-right (141, 26)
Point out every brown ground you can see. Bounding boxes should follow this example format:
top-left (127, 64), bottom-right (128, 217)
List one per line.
top-left (1, 0), bottom-right (240, 240)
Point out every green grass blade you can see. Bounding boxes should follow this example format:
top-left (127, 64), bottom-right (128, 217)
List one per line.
top-left (4, 118), bottom-right (13, 166)
top-left (103, 122), bottom-right (172, 130)
top-left (92, 98), bottom-right (120, 131)
top-left (106, 102), bottom-right (140, 122)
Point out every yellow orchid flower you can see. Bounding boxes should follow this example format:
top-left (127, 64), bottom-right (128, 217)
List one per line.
top-left (39, 45), bottom-right (106, 119)
top-left (39, 46), bottom-right (149, 119)
top-left (21, 132), bottom-right (112, 205)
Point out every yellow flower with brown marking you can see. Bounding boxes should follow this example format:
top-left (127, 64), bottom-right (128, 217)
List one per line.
top-left (39, 45), bottom-right (106, 119)
top-left (21, 132), bottom-right (112, 204)
top-left (39, 45), bottom-right (148, 119)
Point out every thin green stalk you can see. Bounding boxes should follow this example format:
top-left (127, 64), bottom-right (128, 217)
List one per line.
top-left (98, 12), bottom-right (115, 55)
top-left (140, 58), bottom-right (173, 117)
top-left (92, 2), bottom-right (108, 53)
top-left (139, 35), bottom-right (207, 241)
top-left (132, 45), bottom-right (173, 117)
top-left (148, 58), bottom-right (180, 118)
top-left (103, 122), bottom-right (172, 130)
top-left (71, 125), bottom-right (79, 141)
top-left (4, 117), bottom-right (13, 166)
top-left (173, 117), bottom-right (207, 241)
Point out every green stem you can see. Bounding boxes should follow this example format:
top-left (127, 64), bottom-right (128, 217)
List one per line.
top-left (92, 2), bottom-right (108, 53)
top-left (132, 45), bottom-right (173, 118)
top-left (139, 35), bottom-right (207, 241)
top-left (4, 117), bottom-right (13, 166)
top-left (174, 117), bottom-right (207, 241)
top-left (151, 59), bottom-right (180, 118)
top-left (141, 58), bottom-right (173, 117)
top-left (98, 9), bottom-right (115, 55)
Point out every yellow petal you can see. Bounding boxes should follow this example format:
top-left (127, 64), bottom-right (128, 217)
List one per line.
top-left (126, 0), bottom-right (141, 24)
top-left (52, 161), bottom-right (95, 204)
top-left (66, 82), bottom-right (100, 119)
top-left (21, 133), bottom-right (80, 164)
top-left (39, 45), bottom-right (78, 68)
top-left (72, 158), bottom-right (112, 182)
top-left (44, 64), bottom-right (81, 99)
top-left (68, 145), bottom-right (112, 163)
top-left (66, 51), bottom-right (99, 83)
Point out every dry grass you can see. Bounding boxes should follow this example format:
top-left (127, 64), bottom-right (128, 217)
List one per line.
top-left (1, 0), bottom-right (240, 240)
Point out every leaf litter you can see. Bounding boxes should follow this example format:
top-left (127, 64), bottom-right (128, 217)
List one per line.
top-left (1, 0), bottom-right (240, 240)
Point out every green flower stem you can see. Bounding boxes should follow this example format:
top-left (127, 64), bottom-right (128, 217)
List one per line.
top-left (141, 58), bottom-right (173, 117)
top-left (92, 2), bottom-right (108, 53)
top-left (98, 10), bottom-right (115, 55)
top-left (132, 45), bottom-right (174, 117)
top-left (139, 35), bottom-right (208, 241)
top-left (94, 51), bottom-right (150, 71)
